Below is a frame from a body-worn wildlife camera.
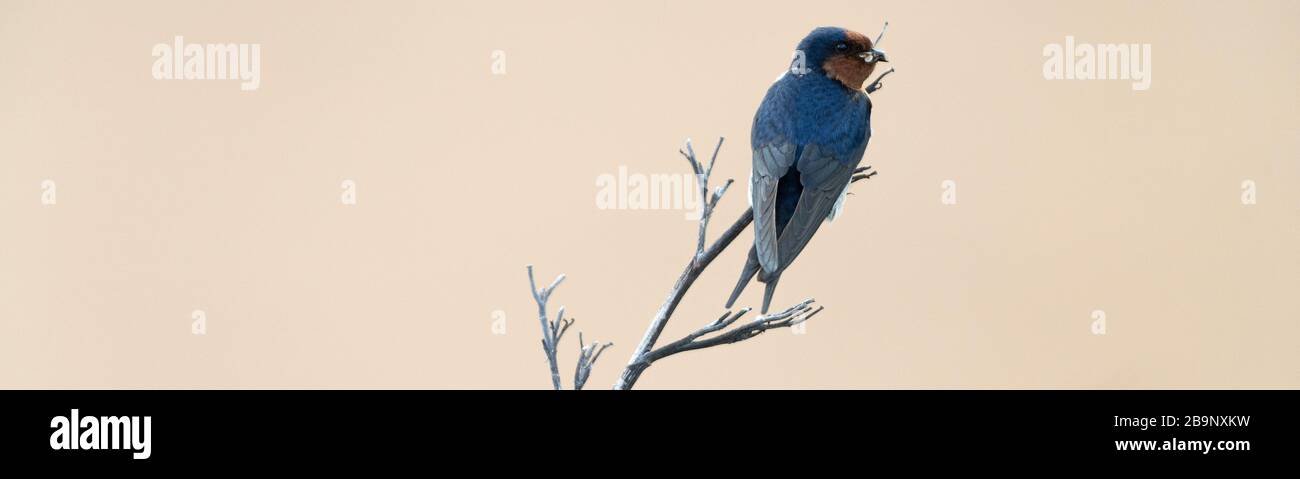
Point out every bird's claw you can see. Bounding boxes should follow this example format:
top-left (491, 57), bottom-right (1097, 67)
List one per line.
top-left (852, 165), bottom-right (878, 182)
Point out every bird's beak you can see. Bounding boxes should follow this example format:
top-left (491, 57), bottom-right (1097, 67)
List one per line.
top-left (859, 49), bottom-right (888, 63)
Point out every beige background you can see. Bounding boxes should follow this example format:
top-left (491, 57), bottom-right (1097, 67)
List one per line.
top-left (1, 0), bottom-right (1296, 389)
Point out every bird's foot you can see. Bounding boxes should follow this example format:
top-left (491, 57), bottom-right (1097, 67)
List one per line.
top-left (852, 165), bottom-right (877, 182)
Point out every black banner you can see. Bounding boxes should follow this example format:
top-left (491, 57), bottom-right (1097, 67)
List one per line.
top-left (0, 390), bottom-right (1292, 466)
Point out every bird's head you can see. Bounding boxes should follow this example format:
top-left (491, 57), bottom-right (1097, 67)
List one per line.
top-left (794, 26), bottom-right (889, 91)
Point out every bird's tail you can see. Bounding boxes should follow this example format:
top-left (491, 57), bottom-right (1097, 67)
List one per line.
top-left (726, 246), bottom-right (783, 314)
top-left (725, 247), bottom-right (762, 310)
top-left (761, 272), bottom-right (781, 314)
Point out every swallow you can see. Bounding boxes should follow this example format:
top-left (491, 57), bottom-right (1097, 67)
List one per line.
top-left (726, 25), bottom-right (890, 314)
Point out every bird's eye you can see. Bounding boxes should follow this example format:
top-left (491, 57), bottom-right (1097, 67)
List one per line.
top-left (835, 43), bottom-right (848, 52)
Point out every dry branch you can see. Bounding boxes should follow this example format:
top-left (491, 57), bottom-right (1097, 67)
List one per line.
top-left (611, 138), bottom-right (874, 389)
top-left (527, 138), bottom-right (875, 390)
top-left (526, 265), bottom-right (611, 390)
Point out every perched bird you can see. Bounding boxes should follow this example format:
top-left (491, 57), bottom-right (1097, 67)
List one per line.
top-left (726, 26), bottom-right (890, 313)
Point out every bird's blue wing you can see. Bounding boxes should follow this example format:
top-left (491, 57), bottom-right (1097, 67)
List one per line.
top-left (751, 141), bottom-right (797, 274)
top-left (751, 76), bottom-right (872, 276)
top-left (772, 143), bottom-right (862, 273)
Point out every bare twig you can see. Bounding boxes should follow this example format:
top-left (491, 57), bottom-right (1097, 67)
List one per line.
top-left (526, 265), bottom-right (565, 390)
top-left (866, 67), bottom-right (895, 94)
top-left (639, 300), bottom-right (823, 365)
top-left (612, 139), bottom-right (876, 389)
top-left (574, 332), bottom-right (613, 390)
top-left (526, 265), bottom-right (610, 390)
top-left (684, 138), bottom-right (733, 268)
